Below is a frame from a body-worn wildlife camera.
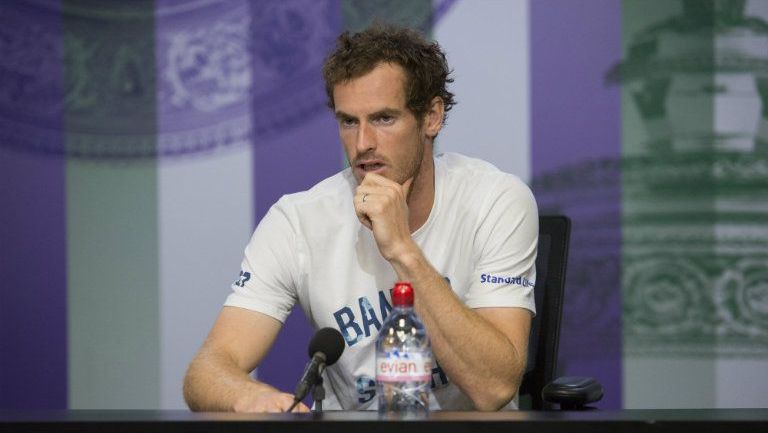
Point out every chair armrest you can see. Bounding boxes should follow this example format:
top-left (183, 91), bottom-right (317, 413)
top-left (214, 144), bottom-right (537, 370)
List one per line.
top-left (542, 376), bottom-right (604, 410)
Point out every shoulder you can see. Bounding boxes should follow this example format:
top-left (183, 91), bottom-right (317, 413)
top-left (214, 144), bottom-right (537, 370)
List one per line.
top-left (267, 168), bottom-right (356, 236)
top-left (438, 155), bottom-right (538, 262)
top-left (437, 152), bottom-right (534, 205)
top-left (274, 168), bottom-right (354, 213)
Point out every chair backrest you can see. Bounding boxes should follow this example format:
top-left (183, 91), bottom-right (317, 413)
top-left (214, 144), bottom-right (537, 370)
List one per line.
top-left (519, 215), bottom-right (571, 410)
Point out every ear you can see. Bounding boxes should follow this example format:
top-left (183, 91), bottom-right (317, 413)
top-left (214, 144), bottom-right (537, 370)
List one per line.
top-left (423, 97), bottom-right (445, 139)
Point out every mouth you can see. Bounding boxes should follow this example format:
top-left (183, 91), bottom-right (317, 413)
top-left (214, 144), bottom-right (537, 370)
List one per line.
top-left (357, 161), bottom-right (385, 172)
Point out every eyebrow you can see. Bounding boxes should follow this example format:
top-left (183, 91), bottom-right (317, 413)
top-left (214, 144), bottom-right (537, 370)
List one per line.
top-left (335, 108), bottom-right (403, 121)
top-left (370, 108), bottom-right (402, 118)
top-left (334, 111), bottom-right (354, 121)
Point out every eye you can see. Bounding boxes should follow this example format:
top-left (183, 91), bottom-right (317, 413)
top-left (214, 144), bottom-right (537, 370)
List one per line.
top-left (375, 115), bottom-right (395, 125)
top-left (340, 117), bottom-right (357, 128)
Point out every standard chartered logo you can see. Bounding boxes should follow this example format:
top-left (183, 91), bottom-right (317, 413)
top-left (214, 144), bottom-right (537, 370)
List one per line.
top-left (480, 273), bottom-right (535, 287)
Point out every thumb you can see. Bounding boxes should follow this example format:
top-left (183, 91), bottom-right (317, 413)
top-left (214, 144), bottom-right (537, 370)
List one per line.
top-left (402, 177), bottom-right (415, 201)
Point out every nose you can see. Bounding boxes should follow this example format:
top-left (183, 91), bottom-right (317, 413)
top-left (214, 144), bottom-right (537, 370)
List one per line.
top-left (355, 121), bottom-right (376, 154)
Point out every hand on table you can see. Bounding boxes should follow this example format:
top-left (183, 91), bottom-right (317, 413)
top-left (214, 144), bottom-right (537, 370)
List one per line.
top-left (233, 390), bottom-right (310, 413)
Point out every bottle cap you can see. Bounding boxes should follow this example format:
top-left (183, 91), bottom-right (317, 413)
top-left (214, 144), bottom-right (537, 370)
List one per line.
top-left (391, 281), bottom-right (414, 307)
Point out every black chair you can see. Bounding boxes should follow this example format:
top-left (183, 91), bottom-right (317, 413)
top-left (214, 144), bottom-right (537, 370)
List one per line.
top-left (518, 215), bottom-right (603, 410)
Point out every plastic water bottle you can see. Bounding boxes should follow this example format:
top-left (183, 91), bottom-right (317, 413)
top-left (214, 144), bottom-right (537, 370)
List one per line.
top-left (375, 281), bottom-right (432, 415)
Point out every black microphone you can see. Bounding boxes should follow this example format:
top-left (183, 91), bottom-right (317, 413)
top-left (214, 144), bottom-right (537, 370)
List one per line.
top-left (290, 328), bottom-right (345, 409)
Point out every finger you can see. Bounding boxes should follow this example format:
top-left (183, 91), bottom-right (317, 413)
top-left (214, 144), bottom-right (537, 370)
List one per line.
top-left (355, 187), bottom-right (387, 230)
top-left (355, 189), bottom-right (371, 206)
top-left (360, 172), bottom-right (384, 185)
top-left (282, 395), bottom-right (310, 413)
top-left (278, 395), bottom-right (299, 413)
top-left (402, 177), bottom-right (415, 200)
top-left (354, 199), bottom-right (373, 230)
top-left (362, 173), bottom-right (412, 202)
top-left (357, 184), bottom-right (404, 207)
top-left (355, 183), bottom-right (390, 198)
top-left (293, 402), bottom-right (311, 413)
top-left (360, 172), bottom-right (394, 188)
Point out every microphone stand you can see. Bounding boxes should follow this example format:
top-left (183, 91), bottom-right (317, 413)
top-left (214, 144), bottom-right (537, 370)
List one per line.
top-left (312, 364), bottom-right (326, 413)
top-left (286, 362), bottom-right (327, 413)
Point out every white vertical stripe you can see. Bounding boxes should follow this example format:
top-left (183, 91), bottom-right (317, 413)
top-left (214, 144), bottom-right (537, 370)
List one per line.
top-left (716, 359), bottom-right (768, 407)
top-left (158, 145), bottom-right (254, 409)
top-left (714, 0), bottom-right (768, 408)
top-left (433, 0), bottom-right (530, 182)
top-left (623, 357), bottom-right (716, 408)
top-left (67, 161), bottom-right (161, 409)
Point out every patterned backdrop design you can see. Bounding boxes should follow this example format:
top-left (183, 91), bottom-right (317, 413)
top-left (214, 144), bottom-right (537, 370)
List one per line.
top-left (618, 0), bottom-right (768, 408)
top-left (618, 0), bottom-right (768, 357)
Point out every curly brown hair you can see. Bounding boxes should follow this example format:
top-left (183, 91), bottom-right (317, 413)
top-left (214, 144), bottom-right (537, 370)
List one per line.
top-left (322, 23), bottom-right (456, 124)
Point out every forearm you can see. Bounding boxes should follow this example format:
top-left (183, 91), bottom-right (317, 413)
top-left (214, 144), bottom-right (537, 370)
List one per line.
top-left (391, 248), bottom-right (525, 410)
top-left (183, 347), bottom-right (276, 412)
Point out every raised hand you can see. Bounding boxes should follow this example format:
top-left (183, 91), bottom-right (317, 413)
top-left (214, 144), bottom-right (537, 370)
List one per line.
top-left (354, 173), bottom-right (416, 262)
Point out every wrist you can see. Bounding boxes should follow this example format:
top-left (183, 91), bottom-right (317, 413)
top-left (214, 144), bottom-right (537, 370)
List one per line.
top-left (387, 241), bottom-right (424, 278)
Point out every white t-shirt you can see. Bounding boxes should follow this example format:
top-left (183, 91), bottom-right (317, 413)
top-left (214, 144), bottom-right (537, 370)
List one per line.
top-left (225, 152), bottom-right (538, 410)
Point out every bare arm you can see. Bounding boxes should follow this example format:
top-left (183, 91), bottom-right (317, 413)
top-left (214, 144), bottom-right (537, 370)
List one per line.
top-left (183, 306), bottom-right (310, 413)
top-left (391, 251), bottom-right (530, 411)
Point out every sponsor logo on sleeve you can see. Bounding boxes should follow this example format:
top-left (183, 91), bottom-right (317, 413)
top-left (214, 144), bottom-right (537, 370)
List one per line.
top-left (480, 273), bottom-right (535, 287)
top-left (234, 271), bottom-right (251, 287)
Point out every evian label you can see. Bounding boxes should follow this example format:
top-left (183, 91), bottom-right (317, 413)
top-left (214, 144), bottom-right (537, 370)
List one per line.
top-left (376, 351), bottom-right (432, 382)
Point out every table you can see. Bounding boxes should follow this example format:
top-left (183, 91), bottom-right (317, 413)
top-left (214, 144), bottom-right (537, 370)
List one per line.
top-left (2, 409), bottom-right (768, 433)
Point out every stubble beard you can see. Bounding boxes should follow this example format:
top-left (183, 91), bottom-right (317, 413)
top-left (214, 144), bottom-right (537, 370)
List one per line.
top-left (400, 137), bottom-right (424, 185)
top-left (350, 137), bottom-right (426, 188)
top-left (399, 136), bottom-right (426, 204)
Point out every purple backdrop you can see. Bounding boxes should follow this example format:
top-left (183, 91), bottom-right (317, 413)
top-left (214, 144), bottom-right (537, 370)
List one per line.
top-left (250, 0), bottom-right (342, 395)
top-left (0, 1), bottom-right (67, 409)
top-left (531, 0), bottom-right (623, 409)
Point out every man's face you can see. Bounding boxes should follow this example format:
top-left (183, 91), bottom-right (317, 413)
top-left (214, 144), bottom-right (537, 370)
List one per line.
top-left (332, 62), bottom-right (429, 185)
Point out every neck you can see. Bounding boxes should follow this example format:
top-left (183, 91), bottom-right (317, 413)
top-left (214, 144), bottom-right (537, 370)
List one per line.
top-left (406, 152), bottom-right (435, 233)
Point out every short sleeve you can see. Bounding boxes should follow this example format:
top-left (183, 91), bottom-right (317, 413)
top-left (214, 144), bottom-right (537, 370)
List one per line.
top-left (465, 176), bottom-right (538, 315)
top-left (224, 200), bottom-right (301, 323)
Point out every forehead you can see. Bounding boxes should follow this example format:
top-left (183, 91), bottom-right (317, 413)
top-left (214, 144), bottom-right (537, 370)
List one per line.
top-left (332, 62), bottom-right (408, 114)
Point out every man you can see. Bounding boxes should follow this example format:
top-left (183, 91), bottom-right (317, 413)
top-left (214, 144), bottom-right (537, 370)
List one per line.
top-left (183, 24), bottom-right (538, 412)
